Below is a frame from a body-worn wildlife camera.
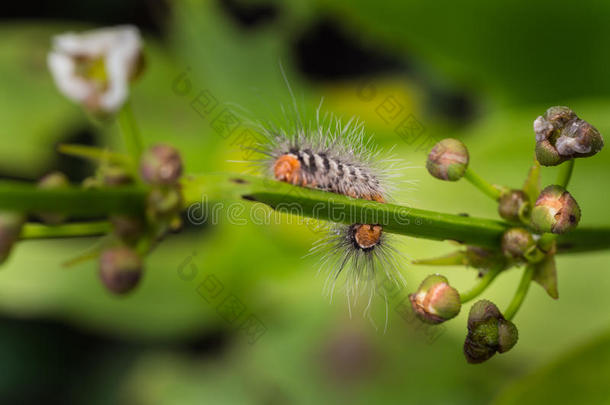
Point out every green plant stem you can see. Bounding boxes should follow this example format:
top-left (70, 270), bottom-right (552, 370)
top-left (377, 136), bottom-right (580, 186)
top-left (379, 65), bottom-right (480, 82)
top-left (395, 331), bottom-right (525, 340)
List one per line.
top-left (0, 174), bottom-right (609, 253)
top-left (20, 222), bottom-right (111, 239)
top-left (180, 173), bottom-right (610, 253)
top-left (503, 264), bottom-right (535, 320)
top-left (57, 144), bottom-right (132, 166)
top-left (118, 100), bottom-right (143, 162)
top-left (0, 181), bottom-right (148, 217)
top-left (557, 159), bottom-right (575, 188)
top-left (460, 268), bottom-right (501, 303)
top-left (464, 168), bottom-right (503, 200)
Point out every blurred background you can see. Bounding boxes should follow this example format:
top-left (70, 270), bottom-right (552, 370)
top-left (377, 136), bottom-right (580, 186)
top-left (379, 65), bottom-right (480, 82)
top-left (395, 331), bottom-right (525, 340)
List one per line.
top-left (2, 0), bottom-right (610, 404)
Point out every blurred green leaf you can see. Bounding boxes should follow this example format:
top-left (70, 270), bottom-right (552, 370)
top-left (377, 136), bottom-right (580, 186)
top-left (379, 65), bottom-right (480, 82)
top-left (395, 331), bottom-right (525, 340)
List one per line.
top-left (318, 0), bottom-right (610, 104)
top-left (494, 329), bottom-right (610, 404)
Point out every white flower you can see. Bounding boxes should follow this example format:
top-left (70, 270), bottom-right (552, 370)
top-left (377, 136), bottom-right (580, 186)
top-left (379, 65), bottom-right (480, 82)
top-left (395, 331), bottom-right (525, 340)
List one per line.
top-left (47, 25), bottom-right (142, 114)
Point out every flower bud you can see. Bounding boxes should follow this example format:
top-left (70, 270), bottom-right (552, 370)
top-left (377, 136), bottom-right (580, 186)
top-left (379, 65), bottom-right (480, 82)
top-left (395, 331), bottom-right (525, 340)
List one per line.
top-left (464, 300), bottom-right (518, 364)
top-left (498, 189), bottom-right (530, 222)
top-left (140, 144), bottom-right (183, 185)
top-left (501, 228), bottom-right (535, 261)
top-left (497, 319), bottom-right (519, 353)
top-left (531, 185), bottom-right (581, 234)
top-left (534, 106), bottom-right (604, 166)
top-left (0, 212), bottom-right (25, 265)
top-left (426, 139), bottom-right (469, 181)
top-left (99, 246), bottom-right (142, 294)
top-left (409, 274), bottom-right (461, 324)
top-left (37, 171), bottom-right (69, 225)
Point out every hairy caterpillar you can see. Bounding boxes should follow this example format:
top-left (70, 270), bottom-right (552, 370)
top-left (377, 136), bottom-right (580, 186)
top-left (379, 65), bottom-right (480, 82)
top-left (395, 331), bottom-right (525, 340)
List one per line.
top-left (250, 100), bottom-right (407, 323)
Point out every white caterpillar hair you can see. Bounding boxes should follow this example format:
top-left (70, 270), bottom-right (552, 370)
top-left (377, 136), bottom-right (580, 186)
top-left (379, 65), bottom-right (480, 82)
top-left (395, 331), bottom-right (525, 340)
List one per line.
top-left (248, 99), bottom-right (408, 326)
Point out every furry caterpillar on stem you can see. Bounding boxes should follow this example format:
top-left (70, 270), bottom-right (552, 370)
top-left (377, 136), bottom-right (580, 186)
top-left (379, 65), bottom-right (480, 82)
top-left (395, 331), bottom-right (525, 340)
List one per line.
top-left (251, 99), bottom-right (408, 325)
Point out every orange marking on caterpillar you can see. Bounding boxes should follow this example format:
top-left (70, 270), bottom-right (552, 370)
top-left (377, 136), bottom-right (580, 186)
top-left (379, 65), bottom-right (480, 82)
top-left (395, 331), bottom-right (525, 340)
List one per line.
top-left (354, 224), bottom-right (383, 249)
top-left (273, 154), bottom-right (303, 186)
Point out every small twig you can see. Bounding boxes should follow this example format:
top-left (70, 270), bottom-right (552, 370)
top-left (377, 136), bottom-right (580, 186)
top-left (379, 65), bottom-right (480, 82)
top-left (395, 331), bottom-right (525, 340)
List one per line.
top-left (504, 264), bottom-right (535, 320)
top-left (460, 267), bottom-right (501, 303)
top-left (117, 100), bottom-right (144, 162)
top-left (464, 168), bottom-right (503, 200)
top-left (20, 221), bottom-right (111, 239)
top-left (556, 159), bottom-right (575, 189)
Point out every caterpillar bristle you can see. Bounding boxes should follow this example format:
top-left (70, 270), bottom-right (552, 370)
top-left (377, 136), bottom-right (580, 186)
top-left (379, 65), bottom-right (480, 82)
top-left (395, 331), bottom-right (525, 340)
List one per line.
top-left (241, 86), bottom-right (409, 325)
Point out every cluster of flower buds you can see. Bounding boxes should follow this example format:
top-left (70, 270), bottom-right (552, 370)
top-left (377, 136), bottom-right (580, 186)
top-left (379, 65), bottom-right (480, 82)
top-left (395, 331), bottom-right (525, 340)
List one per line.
top-left (415, 106), bottom-right (605, 364)
top-left (426, 138), bottom-right (469, 181)
top-left (140, 144), bottom-right (184, 230)
top-left (534, 106), bottom-right (604, 166)
top-left (47, 26), bottom-right (144, 115)
top-left (95, 144), bottom-right (184, 295)
top-left (43, 26), bottom-right (184, 296)
top-left (409, 274), bottom-right (461, 324)
top-left (463, 300), bottom-right (518, 364)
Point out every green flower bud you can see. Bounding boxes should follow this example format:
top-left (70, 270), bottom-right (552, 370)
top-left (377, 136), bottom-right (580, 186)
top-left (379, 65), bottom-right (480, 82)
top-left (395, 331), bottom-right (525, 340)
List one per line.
top-left (464, 300), bottom-right (518, 364)
top-left (140, 144), bottom-right (183, 185)
top-left (409, 274), bottom-right (461, 324)
top-left (531, 185), bottom-right (581, 234)
top-left (0, 212), bottom-right (25, 265)
top-left (497, 319), bottom-right (519, 353)
top-left (535, 140), bottom-right (564, 166)
top-left (37, 171), bottom-right (69, 225)
top-left (498, 189), bottom-right (531, 222)
top-left (99, 246), bottom-right (143, 294)
top-left (534, 106), bottom-right (604, 166)
top-left (501, 228), bottom-right (535, 261)
top-left (426, 139), bottom-right (469, 181)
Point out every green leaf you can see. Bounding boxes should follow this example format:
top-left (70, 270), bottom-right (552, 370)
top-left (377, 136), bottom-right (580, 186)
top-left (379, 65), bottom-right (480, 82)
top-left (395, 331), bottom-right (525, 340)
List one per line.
top-left (522, 159), bottom-right (541, 207)
top-left (532, 254), bottom-right (558, 299)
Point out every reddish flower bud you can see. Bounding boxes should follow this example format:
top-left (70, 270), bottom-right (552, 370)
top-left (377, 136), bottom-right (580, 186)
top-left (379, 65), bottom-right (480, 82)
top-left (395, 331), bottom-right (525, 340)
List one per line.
top-left (409, 274), bottom-right (461, 324)
top-left (498, 190), bottom-right (530, 223)
top-left (140, 144), bottom-right (183, 185)
top-left (426, 139), bottom-right (469, 181)
top-left (99, 246), bottom-right (142, 294)
top-left (534, 106), bottom-right (604, 166)
top-left (501, 228), bottom-right (535, 261)
top-left (531, 185), bottom-right (581, 234)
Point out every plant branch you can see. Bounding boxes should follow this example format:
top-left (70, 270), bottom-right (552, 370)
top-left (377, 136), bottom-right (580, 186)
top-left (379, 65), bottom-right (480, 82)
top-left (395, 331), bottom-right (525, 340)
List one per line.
top-left (180, 173), bottom-right (610, 253)
top-left (464, 168), bottom-right (503, 200)
top-left (557, 159), bottom-right (575, 188)
top-left (117, 100), bottom-right (144, 162)
top-left (460, 268), bottom-right (501, 303)
top-left (0, 181), bottom-right (148, 217)
top-left (0, 174), bottom-right (608, 254)
top-left (20, 221), bottom-right (111, 239)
